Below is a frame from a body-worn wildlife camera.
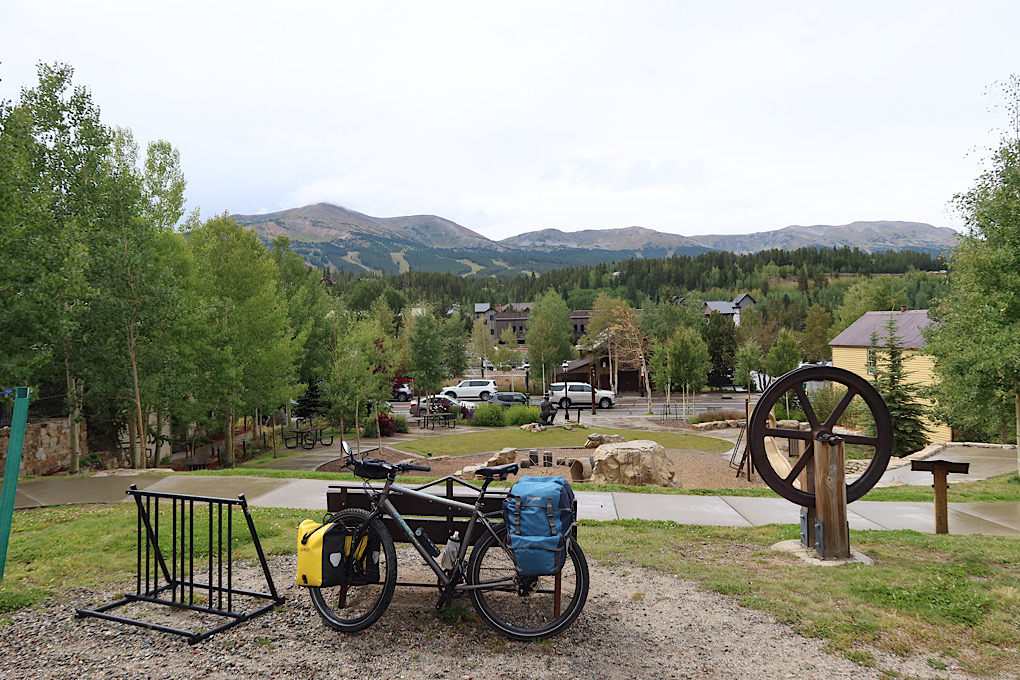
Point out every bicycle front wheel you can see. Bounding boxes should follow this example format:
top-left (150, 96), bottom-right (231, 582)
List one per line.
top-left (308, 508), bottom-right (397, 633)
top-left (467, 524), bottom-right (589, 641)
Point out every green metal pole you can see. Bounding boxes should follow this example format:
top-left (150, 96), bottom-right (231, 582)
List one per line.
top-left (0, 387), bottom-right (31, 581)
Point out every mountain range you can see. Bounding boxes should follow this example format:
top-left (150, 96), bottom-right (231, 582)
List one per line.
top-left (232, 203), bottom-right (958, 277)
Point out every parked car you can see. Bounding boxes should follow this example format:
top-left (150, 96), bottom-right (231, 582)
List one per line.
top-left (392, 383), bottom-right (414, 401)
top-left (515, 362), bottom-right (530, 371)
top-left (441, 379), bottom-right (498, 401)
top-left (547, 382), bottom-right (616, 409)
top-left (409, 395), bottom-right (475, 417)
top-left (493, 392), bottom-right (529, 408)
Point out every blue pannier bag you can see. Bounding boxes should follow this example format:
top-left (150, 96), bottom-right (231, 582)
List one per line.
top-left (502, 476), bottom-right (575, 576)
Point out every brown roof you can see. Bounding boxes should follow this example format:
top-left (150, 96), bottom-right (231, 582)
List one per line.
top-left (829, 309), bottom-right (931, 349)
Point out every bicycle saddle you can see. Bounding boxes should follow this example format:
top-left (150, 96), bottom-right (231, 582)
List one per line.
top-left (475, 463), bottom-right (520, 480)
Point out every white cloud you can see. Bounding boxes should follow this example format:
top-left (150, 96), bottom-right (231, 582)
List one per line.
top-left (2, 0), bottom-right (1013, 240)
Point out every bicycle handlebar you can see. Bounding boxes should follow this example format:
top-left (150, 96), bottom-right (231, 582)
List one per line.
top-left (342, 446), bottom-right (431, 478)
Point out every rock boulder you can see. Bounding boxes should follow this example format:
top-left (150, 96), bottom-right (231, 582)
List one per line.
top-left (591, 440), bottom-right (675, 487)
top-left (486, 447), bottom-right (518, 466)
top-left (585, 433), bottom-right (627, 449)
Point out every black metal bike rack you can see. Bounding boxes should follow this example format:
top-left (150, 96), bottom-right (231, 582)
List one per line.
top-left (76, 485), bottom-right (285, 644)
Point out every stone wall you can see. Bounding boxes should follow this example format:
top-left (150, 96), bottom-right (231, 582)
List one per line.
top-left (0, 419), bottom-right (88, 477)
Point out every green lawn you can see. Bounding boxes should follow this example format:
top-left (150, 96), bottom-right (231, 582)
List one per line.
top-left (391, 426), bottom-right (734, 457)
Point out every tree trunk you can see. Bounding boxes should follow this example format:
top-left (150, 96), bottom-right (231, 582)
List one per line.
top-left (126, 314), bottom-right (147, 470)
top-left (270, 416), bottom-right (278, 459)
top-left (224, 409), bottom-right (235, 467)
top-left (126, 417), bottom-right (139, 469)
top-left (643, 355), bottom-right (653, 415)
top-left (154, 410), bottom-right (164, 467)
top-left (665, 373), bottom-right (671, 418)
top-left (354, 398), bottom-right (361, 455)
top-left (376, 401), bottom-right (383, 456)
top-left (66, 364), bottom-right (81, 474)
top-left (610, 343), bottom-right (618, 394)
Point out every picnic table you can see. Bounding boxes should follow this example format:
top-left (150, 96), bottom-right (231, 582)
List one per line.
top-left (418, 412), bottom-right (457, 430)
top-left (283, 425), bottom-right (334, 449)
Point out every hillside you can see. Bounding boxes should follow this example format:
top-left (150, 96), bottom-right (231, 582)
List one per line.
top-left (232, 203), bottom-right (958, 276)
top-left (687, 221), bottom-right (959, 256)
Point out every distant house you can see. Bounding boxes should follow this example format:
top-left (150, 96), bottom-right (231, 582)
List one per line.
top-left (703, 294), bottom-right (756, 325)
top-left (474, 303), bottom-right (501, 335)
top-left (829, 308), bottom-right (950, 443)
top-left (489, 305), bottom-right (591, 345)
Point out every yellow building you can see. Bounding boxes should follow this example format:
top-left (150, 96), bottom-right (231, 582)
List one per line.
top-left (829, 309), bottom-right (951, 443)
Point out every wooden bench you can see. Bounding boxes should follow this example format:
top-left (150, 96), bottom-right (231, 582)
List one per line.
top-left (417, 412), bottom-right (456, 430)
top-left (327, 478), bottom-right (507, 546)
top-left (326, 477), bottom-right (579, 547)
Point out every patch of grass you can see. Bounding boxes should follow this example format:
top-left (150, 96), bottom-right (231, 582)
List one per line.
top-left (427, 601), bottom-right (476, 626)
top-left (867, 471), bottom-right (1020, 503)
top-left (577, 520), bottom-right (1020, 677)
top-left (845, 649), bottom-right (877, 667)
top-left (394, 426), bottom-right (733, 457)
top-left (1, 504), bottom-right (313, 614)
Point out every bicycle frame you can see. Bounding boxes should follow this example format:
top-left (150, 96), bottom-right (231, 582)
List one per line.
top-left (354, 476), bottom-right (513, 592)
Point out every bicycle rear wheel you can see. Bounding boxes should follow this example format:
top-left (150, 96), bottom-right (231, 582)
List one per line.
top-left (467, 524), bottom-right (589, 641)
top-left (308, 508), bottom-right (397, 633)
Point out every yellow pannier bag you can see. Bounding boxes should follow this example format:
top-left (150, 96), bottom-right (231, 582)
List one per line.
top-left (296, 519), bottom-right (378, 587)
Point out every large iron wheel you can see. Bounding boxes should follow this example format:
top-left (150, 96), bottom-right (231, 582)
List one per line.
top-left (748, 366), bottom-right (893, 507)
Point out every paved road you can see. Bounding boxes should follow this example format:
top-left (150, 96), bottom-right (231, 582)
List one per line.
top-left (388, 391), bottom-right (759, 417)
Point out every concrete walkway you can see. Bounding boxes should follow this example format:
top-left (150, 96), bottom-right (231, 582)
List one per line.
top-left (6, 471), bottom-right (1020, 537)
top-left (5, 413), bottom-right (1018, 537)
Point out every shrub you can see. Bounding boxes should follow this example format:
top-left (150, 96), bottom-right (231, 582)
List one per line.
top-left (505, 404), bottom-right (540, 426)
top-left (393, 414), bottom-right (408, 434)
top-left (80, 452), bottom-right (106, 472)
top-left (772, 401), bottom-right (806, 422)
top-left (361, 414), bottom-right (396, 438)
top-left (690, 409), bottom-right (745, 424)
top-left (472, 403), bottom-right (506, 427)
top-left (808, 383), bottom-right (871, 430)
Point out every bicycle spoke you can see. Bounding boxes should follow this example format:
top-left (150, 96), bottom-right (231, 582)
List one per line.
top-left (468, 528), bottom-right (588, 641)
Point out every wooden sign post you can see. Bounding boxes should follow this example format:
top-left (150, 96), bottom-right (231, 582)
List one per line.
top-left (910, 459), bottom-right (970, 534)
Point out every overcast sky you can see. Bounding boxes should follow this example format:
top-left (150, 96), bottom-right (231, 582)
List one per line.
top-left (3, 1), bottom-right (1017, 241)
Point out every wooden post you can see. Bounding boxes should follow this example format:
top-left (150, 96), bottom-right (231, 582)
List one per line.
top-left (910, 460), bottom-right (970, 535)
top-left (813, 434), bottom-right (850, 560)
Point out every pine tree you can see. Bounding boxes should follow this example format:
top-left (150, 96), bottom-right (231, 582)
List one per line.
top-left (871, 316), bottom-right (929, 457)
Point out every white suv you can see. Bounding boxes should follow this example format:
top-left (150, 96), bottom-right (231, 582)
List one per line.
top-left (441, 379), bottom-right (498, 401)
top-left (548, 382), bottom-right (616, 409)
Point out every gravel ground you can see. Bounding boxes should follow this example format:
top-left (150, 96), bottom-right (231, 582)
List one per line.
top-left (0, 552), bottom-right (988, 680)
top-left (318, 446), bottom-right (768, 491)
